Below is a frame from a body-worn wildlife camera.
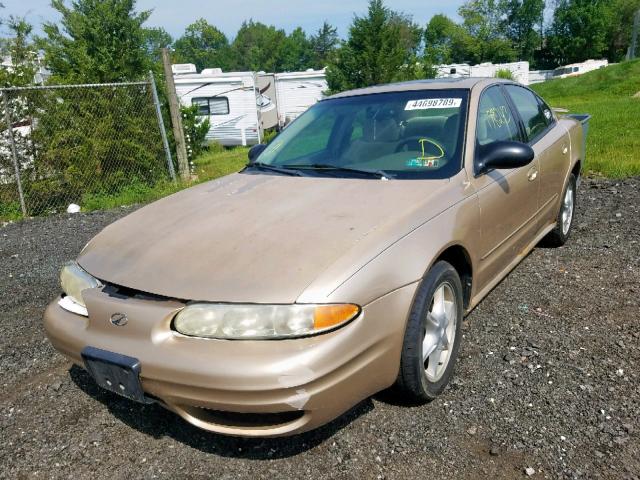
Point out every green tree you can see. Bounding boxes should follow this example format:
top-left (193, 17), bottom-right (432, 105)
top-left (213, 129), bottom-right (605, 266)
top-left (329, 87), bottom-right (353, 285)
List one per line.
top-left (28, 1), bottom-right (168, 214)
top-left (143, 26), bottom-right (172, 64)
top-left (503, 0), bottom-right (545, 64)
top-left (310, 21), bottom-right (339, 68)
top-left (0, 17), bottom-right (39, 88)
top-left (548, 0), bottom-right (614, 65)
top-left (230, 20), bottom-right (286, 71)
top-left (278, 27), bottom-right (313, 71)
top-left (173, 18), bottom-right (230, 71)
top-left (40, 0), bottom-right (153, 83)
top-left (326, 0), bottom-right (423, 93)
top-left (458, 0), bottom-right (516, 63)
top-left (424, 14), bottom-right (474, 64)
top-left (607, 0), bottom-right (640, 61)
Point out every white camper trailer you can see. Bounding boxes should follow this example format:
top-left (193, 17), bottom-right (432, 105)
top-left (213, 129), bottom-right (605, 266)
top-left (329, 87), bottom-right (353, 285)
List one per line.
top-left (552, 59), bottom-right (608, 79)
top-left (473, 61), bottom-right (529, 85)
top-left (257, 73), bottom-right (279, 131)
top-left (174, 67), bottom-right (263, 146)
top-left (274, 69), bottom-right (327, 127)
top-left (172, 65), bottom-right (328, 145)
top-left (529, 69), bottom-right (555, 84)
top-left (435, 64), bottom-right (472, 78)
top-left (436, 61), bottom-right (530, 85)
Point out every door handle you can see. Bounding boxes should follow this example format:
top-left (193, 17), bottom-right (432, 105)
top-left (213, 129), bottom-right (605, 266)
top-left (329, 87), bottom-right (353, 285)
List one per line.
top-left (527, 168), bottom-right (538, 182)
top-left (562, 145), bottom-right (568, 155)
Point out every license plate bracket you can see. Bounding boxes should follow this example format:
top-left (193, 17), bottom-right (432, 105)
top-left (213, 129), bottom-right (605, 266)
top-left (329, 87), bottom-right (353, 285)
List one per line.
top-left (81, 346), bottom-right (152, 404)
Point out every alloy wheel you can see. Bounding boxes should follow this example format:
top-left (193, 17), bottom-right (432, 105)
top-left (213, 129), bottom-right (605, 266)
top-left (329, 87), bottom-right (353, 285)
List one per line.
top-left (422, 282), bottom-right (457, 383)
top-left (561, 182), bottom-right (575, 235)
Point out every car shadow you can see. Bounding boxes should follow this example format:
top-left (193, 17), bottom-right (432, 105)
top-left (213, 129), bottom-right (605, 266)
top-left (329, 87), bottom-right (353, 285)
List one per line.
top-left (69, 365), bottom-right (373, 459)
top-left (372, 388), bottom-right (427, 407)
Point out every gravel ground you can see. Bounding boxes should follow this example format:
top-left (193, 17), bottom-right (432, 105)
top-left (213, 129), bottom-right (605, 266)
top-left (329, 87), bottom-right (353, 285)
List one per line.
top-left (1, 177), bottom-right (639, 480)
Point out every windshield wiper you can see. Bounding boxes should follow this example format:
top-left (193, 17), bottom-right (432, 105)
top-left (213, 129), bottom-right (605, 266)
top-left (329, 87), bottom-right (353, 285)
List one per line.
top-left (282, 163), bottom-right (393, 180)
top-left (245, 161), bottom-right (303, 176)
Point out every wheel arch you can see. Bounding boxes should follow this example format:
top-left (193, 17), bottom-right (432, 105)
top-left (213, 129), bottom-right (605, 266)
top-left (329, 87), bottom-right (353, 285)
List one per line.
top-left (430, 244), bottom-right (473, 310)
top-left (571, 159), bottom-right (582, 177)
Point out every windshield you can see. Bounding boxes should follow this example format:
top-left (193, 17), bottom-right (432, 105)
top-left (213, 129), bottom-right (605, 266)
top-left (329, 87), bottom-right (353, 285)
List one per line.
top-left (254, 89), bottom-right (469, 179)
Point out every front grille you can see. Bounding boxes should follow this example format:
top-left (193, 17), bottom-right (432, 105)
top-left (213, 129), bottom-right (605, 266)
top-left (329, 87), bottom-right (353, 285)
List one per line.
top-left (102, 283), bottom-right (175, 302)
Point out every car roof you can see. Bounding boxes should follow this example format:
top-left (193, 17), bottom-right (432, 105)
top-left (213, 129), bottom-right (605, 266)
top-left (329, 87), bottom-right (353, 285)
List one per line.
top-left (326, 77), bottom-right (513, 100)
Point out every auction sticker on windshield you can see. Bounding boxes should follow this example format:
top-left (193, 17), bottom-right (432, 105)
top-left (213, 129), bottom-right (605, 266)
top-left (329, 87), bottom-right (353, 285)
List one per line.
top-left (405, 98), bottom-right (462, 110)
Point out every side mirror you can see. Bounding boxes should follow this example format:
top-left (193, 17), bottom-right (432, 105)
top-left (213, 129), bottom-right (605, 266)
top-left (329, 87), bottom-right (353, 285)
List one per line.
top-left (476, 141), bottom-right (534, 175)
top-left (247, 143), bottom-right (267, 164)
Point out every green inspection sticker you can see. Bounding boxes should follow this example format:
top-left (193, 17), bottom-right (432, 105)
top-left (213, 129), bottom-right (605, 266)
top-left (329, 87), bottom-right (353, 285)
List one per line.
top-left (406, 158), bottom-right (440, 168)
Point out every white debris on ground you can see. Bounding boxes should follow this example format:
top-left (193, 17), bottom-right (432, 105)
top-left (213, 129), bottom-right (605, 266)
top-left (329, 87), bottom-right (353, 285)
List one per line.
top-left (66, 204), bottom-right (81, 214)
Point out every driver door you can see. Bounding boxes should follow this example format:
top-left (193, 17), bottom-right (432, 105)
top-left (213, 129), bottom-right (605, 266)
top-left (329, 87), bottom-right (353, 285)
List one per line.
top-left (469, 85), bottom-right (540, 289)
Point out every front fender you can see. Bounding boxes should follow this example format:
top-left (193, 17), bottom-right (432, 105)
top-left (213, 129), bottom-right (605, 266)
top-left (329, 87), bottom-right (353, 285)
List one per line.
top-left (297, 173), bottom-right (481, 307)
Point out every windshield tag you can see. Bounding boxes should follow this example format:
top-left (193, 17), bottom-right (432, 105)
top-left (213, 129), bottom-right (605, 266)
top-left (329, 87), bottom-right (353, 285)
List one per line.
top-left (405, 98), bottom-right (462, 110)
top-left (406, 158), bottom-right (440, 168)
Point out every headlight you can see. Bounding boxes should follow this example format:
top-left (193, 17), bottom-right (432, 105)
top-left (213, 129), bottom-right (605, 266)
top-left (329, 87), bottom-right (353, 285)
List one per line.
top-left (173, 303), bottom-right (360, 339)
top-left (58, 261), bottom-right (102, 316)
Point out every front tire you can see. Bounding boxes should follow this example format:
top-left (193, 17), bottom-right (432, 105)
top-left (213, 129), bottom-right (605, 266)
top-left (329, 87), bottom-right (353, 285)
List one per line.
top-left (396, 261), bottom-right (463, 401)
top-left (543, 173), bottom-right (577, 247)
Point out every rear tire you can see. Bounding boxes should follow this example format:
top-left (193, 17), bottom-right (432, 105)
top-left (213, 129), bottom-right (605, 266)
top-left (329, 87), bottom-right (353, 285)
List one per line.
top-left (543, 173), bottom-right (577, 247)
top-left (396, 261), bottom-right (463, 401)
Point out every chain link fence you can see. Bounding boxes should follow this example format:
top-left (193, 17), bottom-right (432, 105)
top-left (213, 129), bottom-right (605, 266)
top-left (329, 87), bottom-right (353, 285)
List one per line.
top-left (0, 77), bottom-right (174, 221)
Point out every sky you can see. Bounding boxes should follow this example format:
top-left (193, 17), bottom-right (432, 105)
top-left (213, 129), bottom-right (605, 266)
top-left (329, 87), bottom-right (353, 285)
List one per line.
top-left (2, 0), bottom-right (465, 39)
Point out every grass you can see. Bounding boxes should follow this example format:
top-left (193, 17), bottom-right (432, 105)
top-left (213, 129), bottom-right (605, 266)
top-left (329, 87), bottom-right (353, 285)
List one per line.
top-left (80, 147), bottom-right (249, 213)
top-left (191, 146), bottom-right (249, 181)
top-left (0, 199), bottom-right (22, 222)
top-left (531, 59), bottom-right (640, 178)
top-left (81, 179), bottom-right (184, 212)
top-left (0, 147), bottom-right (249, 222)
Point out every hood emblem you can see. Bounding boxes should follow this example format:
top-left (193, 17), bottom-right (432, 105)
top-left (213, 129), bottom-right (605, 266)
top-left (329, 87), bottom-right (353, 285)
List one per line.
top-left (110, 313), bottom-right (128, 326)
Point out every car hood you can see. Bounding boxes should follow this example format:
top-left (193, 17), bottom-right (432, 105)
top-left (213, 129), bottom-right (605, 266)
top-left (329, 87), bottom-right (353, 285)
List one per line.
top-left (78, 172), bottom-right (450, 303)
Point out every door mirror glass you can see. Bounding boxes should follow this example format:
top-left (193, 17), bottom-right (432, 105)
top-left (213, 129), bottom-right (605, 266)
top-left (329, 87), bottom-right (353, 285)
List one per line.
top-left (476, 141), bottom-right (534, 175)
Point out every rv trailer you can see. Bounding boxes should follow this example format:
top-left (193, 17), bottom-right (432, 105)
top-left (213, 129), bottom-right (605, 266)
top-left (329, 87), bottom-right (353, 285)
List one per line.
top-left (552, 59), bottom-right (609, 79)
top-left (435, 61), bottom-right (530, 85)
top-left (256, 73), bottom-right (279, 131)
top-left (435, 64), bottom-right (472, 79)
top-left (173, 66), bottom-right (262, 146)
top-left (529, 69), bottom-right (555, 84)
top-left (274, 69), bottom-right (327, 127)
top-left (172, 65), bottom-right (328, 145)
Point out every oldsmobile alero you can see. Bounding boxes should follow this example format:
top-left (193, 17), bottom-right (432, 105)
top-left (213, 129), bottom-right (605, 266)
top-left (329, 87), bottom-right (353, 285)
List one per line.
top-left (44, 78), bottom-right (587, 437)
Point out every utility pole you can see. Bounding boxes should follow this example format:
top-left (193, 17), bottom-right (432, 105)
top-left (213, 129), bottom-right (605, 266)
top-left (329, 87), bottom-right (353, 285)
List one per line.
top-left (161, 48), bottom-right (189, 181)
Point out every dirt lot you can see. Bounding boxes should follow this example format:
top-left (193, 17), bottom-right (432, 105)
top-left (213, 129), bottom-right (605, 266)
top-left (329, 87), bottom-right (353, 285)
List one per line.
top-left (1, 177), bottom-right (639, 479)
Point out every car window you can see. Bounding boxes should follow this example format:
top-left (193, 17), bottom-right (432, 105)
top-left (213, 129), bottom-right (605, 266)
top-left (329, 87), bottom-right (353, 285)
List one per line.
top-left (504, 85), bottom-right (550, 142)
top-left (476, 86), bottom-right (520, 146)
top-left (535, 95), bottom-right (554, 125)
top-left (256, 89), bottom-right (470, 179)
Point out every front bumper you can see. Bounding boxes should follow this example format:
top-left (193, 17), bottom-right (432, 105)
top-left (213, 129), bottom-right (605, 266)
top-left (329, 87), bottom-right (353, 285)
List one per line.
top-left (43, 284), bottom-right (416, 437)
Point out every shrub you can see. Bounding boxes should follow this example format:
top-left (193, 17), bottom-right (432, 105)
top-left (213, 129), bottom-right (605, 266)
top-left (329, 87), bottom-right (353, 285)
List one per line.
top-left (495, 69), bottom-right (515, 80)
top-left (181, 105), bottom-right (210, 161)
top-left (262, 128), bottom-right (278, 144)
